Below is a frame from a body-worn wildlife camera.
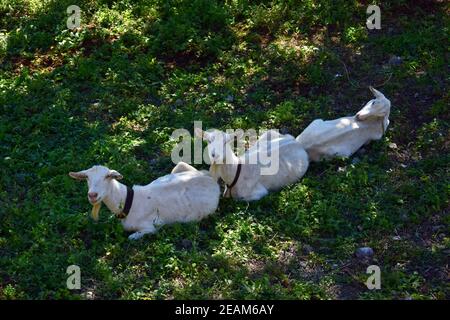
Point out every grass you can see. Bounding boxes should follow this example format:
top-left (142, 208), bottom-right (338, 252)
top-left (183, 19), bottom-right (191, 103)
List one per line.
top-left (0, 0), bottom-right (448, 300)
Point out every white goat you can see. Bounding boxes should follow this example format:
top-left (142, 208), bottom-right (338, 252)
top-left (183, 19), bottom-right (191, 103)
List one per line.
top-left (195, 128), bottom-right (309, 201)
top-left (296, 86), bottom-right (391, 161)
top-left (69, 162), bottom-right (220, 240)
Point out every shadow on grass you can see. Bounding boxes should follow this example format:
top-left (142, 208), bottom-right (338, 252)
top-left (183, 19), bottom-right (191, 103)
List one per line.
top-left (0, 0), bottom-right (448, 299)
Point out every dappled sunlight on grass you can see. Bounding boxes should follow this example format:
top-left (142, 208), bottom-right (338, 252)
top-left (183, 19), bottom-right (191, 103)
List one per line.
top-left (0, 0), bottom-right (448, 300)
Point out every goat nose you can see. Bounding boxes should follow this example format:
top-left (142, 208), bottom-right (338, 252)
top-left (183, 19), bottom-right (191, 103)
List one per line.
top-left (88, 192), bottom-right (98, 199)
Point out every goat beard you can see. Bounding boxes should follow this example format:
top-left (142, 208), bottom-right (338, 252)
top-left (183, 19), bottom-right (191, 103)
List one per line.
top-left (209, 163), bottom-right (220, 182)
top-left (91, 202), bottom-right (101, 221)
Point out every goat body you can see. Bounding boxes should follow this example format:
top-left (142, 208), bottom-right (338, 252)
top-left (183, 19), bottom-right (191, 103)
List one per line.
top-left (296, 87), bottom-right (391, 161)
top-left (70, 162), bottom-right (220, 240)
top-left (210, 132), bottom-right (309, 201)
top-left (296, 116), bottom-right (385, 161)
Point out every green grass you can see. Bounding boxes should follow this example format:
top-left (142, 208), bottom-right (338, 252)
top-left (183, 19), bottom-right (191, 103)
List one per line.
top-left (0, 0), bottom-right (448, 300)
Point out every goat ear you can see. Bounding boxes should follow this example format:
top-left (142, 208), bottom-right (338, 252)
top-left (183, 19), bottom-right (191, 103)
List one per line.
top-left (194, 127), bottom-right (205, 139)
top-left (226, 130), bottom-right (244, 143)
top-left (355, 110), bottom-right (369, 121)
top-left (233, 129), bottom-right (245, 140)
top-left (369, 86), bottom-right (384, 98)
top-left (106, 170), bottom-right (123, 180)
top-left (225, 133), bottom-right (234, 143)
top-left (69, 171), bottom-right (87, 180)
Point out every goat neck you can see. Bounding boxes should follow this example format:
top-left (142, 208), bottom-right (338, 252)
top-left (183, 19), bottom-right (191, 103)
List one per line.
top-left (102, 179), bottom-right (128, 216)
top-left (218, 144), bottom-right (241, 186)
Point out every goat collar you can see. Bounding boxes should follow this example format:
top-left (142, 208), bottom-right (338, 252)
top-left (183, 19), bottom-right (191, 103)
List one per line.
top-left (226, 163), bottom-right (242, 191)
top-left (116, 186), bottom-right (134, 219)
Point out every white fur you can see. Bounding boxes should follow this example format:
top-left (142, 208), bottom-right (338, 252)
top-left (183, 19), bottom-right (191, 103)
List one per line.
top-left (69, 162), bottom-right (220, 240)
top-left (196, 128), bottom-right (309, 201)
top-left (296, 87), bottom-right (391, 161)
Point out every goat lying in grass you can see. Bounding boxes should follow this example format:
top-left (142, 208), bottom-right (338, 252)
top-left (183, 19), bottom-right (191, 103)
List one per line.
top-left (69, 162), bottom-right (220, 240)
top-left (195, 128), bottom-right (309, 201)
top-left (296, 86), bottom-right (391, 161)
